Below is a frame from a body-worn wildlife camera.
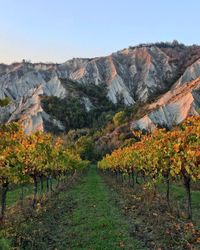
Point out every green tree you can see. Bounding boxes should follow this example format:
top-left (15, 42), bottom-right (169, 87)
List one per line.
top-left (75, 136), bottom-right (95, 161)
top-left (0, 97), bottom-right (10, 107)
top-left (112, 111), bottom-right (126, 127)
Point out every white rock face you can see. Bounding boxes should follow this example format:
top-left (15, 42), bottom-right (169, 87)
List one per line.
top-left (7, 86), bottom-right (44, 134)
top-left (175, 59), bottom-right (200, 87)
top-left (107, 75), bottom-right (135, 105)
top-left (81, 97), bottom-right (93, 111)
top-left (0, 44), bottom-right (200, 132)
top-left (43, 76), bottom-right (66, 98)
top-left (131, 77), bottom-right (200, 131)
top-left (131, 115), bottom-right (156, 131)
top-left (0, 103), bottom-right (16, 123)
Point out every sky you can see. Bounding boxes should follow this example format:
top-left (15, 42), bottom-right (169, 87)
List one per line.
top-left (0, 0), bottom-right (200, 64)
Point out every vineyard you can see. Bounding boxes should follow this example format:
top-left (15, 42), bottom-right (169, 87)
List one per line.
top-left (0, 122), bottom-right (88, 219)
top-left (98, 116), bottom-right (200, 219)
top-left (0, 117), bottom-right (200, 249)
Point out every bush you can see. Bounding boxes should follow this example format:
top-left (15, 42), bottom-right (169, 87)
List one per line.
top-left (75, 135), bottom-right (96, 161)
top-left (0, 97), bottom-right (10, 107)
top-left (0, 238), bottom-right (11, 250)
top-left (112, 111), bottom-right (126, 127)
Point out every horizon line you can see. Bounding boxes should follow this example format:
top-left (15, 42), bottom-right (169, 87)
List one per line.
top-left (1, 40), bottom-right (199, 66)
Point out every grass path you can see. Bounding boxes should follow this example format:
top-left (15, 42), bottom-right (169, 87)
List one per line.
top-left (9, 167), bottom-right (144, 249)
top-left (64, 167), bottom-right (143, 250)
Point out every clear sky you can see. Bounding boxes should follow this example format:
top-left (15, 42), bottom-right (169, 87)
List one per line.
top-left (0, 0), bottom-right (200, 64)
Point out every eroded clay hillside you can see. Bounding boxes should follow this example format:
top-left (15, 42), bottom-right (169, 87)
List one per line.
top-left (0, 42), bottom-right (200, 133)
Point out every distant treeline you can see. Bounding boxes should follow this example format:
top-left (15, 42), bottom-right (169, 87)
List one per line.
top-left (128, 40), bottom-right (199, 50)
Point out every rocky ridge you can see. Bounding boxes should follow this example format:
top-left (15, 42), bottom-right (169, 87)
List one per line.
top-left (0, 43), bottom-right (200, 133)
top-left (131, 76), bottom-right (200, 131)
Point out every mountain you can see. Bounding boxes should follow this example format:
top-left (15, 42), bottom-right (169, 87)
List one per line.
top-left (131, 76), bottom-right (200, 131)
top-left (0, 42), bottom-right (200, 133)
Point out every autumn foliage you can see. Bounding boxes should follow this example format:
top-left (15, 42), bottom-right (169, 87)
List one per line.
top-left (0, 122), bottom-right (88, 218)
top-left (98, 116), bottom-right (200, 218)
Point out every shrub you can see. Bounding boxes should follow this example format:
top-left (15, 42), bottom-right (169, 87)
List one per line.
top-left (0, 97), bottom-right (10, 107)
top-left (0, 238), bottom-right (11, 250)
top-left (112, 111), bottom-right (126, 127)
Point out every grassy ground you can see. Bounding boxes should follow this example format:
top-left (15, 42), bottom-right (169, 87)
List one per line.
top-left (158, 182), bottom-right (200, 204)
top-left (6, 184), bottom-right (33, 207)
top-left (2, 167), bottom-right (144, 250)
top-left (102, 174), bottom-right (200, 249)
top-left (5, 179), bottom-right (57, 207)
top-left (158, 182), bottom-right (200, 226)
top-left (4, 168), bottom-right (199, 249)
top-left (63, 167), bottom-right (144, 250)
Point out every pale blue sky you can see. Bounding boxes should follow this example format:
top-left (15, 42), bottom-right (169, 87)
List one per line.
top-left (0, 0), bottom-right (199, 64)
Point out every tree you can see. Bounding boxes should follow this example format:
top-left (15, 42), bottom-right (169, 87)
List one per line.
top-left (112, 111), bottom-right (126, 127)
top-left (0, 123), bottom-right (26, 218)
top-left (75, 136), bottom-right (95, 161)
